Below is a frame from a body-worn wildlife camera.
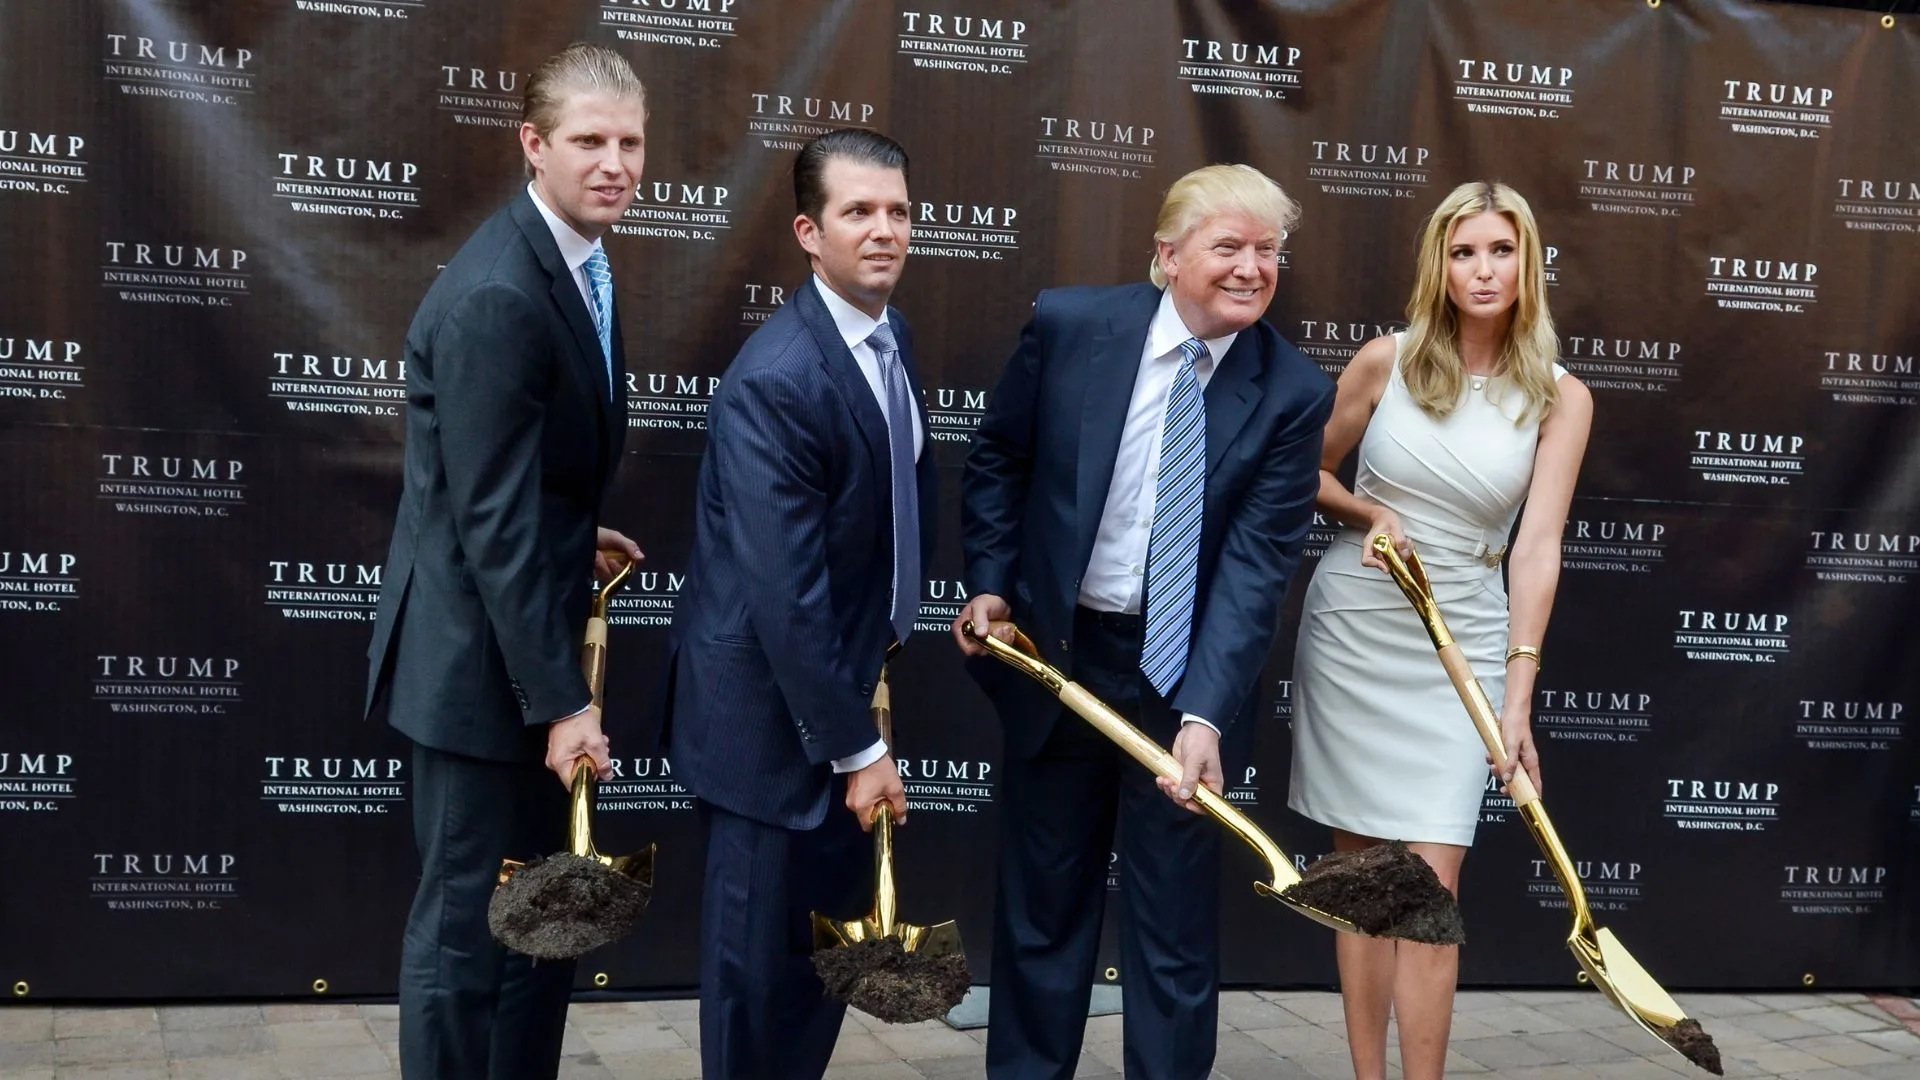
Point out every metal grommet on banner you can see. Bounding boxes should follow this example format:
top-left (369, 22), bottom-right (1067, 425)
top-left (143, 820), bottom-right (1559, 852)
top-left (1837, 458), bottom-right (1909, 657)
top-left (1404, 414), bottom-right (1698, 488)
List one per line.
top-left (1576, 970), bottom-right (1590, 985)
top-left (11, 981), bottom-right (27, 997)
top-left (593, 972), bottom-right (610, 988)
top-left (1883, 15), bottom-right (1897, 29)
top-left (1646, 0), bottom-right (1660, 8)
top-left (1103, 967), bottom-right (1119, 982)
top-left (1803, 973), bottom-right (1817, 987)
top-left (311, 978), bottom-right (329, 994)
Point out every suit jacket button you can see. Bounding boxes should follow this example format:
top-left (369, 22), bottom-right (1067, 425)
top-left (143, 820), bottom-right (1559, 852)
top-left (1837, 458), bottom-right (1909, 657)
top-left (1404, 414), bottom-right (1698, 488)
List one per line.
top-left (1059, 640), bottom-right (1071, 654)
top-left (859, 682), bottom-right (873, 696)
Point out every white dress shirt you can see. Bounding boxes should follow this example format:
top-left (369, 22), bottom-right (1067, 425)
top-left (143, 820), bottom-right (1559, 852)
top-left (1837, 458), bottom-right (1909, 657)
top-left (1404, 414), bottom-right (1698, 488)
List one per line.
top-left (813, 275), bottom-right (923, 774)
top-left (811, 275), bottom-right (925, 459)
top-left (526, 183), bottom-right (604, 316)
top-left (1078, 289), bottom-right (1237, 732)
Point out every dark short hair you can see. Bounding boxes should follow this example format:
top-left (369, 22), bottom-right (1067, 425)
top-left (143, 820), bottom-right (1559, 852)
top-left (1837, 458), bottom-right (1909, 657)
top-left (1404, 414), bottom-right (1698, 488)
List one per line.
top-left (793, 128), bottom-right (909, 221)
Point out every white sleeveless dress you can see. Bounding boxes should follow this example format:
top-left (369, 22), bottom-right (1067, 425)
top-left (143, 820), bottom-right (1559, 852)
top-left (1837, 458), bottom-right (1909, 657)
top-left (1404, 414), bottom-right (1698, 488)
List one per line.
top-left (1288, 334), bottom-right (1565, 846)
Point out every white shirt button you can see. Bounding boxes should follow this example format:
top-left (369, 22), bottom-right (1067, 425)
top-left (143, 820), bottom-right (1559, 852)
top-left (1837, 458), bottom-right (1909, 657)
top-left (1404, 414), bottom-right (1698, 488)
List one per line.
top-left (1131, 565), bottom-right (1144, 577)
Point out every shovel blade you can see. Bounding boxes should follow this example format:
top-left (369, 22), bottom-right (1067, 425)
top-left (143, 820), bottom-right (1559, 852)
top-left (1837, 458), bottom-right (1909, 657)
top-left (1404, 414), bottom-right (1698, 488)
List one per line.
top-left (811, 913), bottom-right (962, 956)
top-left (1572, 927), bottom-right (1686, 1030)
top-left (1254, 881), bottom-right (1363, 936)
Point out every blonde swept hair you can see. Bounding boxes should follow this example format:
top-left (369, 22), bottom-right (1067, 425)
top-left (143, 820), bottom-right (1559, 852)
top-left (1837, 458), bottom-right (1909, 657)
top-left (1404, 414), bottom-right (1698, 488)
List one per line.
top-left (1148, 164), bottom-right (1301, 288)
top-left (1401, 181), bottom-right (1559, 424)
top-left (521, 44), bottom-right (647, 175)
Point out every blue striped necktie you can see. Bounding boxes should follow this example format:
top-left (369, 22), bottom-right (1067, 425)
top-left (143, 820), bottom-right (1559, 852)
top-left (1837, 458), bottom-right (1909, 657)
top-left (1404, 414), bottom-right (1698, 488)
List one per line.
top-left (584, 247), bottom-right (614, 395)
top-left (1141, 336), bottom-right (1208, 697)
top-left (867, 321), bottom-right (919, 642)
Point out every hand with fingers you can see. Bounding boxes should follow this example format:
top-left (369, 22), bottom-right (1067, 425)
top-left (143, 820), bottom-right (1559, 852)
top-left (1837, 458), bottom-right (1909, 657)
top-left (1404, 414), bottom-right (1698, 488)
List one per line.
top-left (1358, 507), bottom-right (1412, 571)
top-left (1489, 703), bottom-right (1542, 796)
top-left (595, 526), bottom-right (644, 582)
top-left (846, 753), bottom-right (908, 830)
top-left (546, 705), bottom-right (612, 788)
top-left (1156, 722), bottom-right (1224, 814)
top-left (952, 594), bottom-right (1014, 656)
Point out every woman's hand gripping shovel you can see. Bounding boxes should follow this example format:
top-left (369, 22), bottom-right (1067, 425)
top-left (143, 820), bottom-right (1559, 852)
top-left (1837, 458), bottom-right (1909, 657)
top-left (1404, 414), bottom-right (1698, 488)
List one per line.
top-left (486, 559), bottom-right (657, 960)
top-left (811, 651), bottom-right (971, 1024)
top-left (1372, 534), bottom-right (1723, 1074)
top-left (964, 621), bottom-right (1465, 944)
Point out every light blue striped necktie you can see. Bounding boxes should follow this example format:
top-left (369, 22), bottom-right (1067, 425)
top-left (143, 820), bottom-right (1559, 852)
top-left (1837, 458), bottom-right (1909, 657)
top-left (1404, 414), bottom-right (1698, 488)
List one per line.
top-left (1141, 336), bottom-right (1208, 697)
top-left (867, 321), bottom-right (920, 643)
top-left (584, 246), bottom-right (614, 395)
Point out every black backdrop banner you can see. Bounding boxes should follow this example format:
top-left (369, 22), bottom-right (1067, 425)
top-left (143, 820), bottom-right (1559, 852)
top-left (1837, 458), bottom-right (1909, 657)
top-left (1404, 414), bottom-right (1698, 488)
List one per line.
top-left (2, 0), bottom-right (1916, 1001)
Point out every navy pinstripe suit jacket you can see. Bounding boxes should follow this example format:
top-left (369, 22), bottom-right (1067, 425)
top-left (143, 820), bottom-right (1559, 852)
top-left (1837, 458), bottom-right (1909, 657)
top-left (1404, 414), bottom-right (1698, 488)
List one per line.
top-left (663, 279), bottom-right (938, 830)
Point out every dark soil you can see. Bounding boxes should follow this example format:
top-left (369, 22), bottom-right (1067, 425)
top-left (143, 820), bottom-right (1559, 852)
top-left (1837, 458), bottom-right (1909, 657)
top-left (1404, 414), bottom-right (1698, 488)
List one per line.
top-left (812, 937), bottom-right (971, 1024)
top-left (1278, 841), bottom-right (1466, 944)
top-left (487, 853), bottom-right (650, 960)
top-left (1660, 1018), bottom-right (1724, 1075)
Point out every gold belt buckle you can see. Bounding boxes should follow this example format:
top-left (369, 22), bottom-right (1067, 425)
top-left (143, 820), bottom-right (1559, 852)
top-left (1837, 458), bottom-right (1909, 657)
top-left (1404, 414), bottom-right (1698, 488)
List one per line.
top-left (1475, 542), bottom-right (1508, 568)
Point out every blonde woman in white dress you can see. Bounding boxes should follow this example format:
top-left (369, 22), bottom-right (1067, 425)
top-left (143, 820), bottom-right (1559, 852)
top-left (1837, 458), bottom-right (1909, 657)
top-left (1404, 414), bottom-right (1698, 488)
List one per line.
top-left (1287, 182), bottom-right (1593, 1080)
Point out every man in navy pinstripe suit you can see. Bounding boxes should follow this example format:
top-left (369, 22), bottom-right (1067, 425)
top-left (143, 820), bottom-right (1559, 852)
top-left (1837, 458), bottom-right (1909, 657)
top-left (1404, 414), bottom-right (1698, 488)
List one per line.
top-left (662, 128), bottom-right (938, 1080)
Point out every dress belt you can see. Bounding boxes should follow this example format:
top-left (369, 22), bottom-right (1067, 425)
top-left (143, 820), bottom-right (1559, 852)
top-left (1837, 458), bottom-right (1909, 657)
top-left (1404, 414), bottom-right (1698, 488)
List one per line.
top-left (1340, 526), bottom-right (1508, 568)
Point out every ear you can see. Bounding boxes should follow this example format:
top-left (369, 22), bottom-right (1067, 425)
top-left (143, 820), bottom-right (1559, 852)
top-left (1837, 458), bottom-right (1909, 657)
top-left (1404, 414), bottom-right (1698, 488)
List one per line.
top-left (518, 122), bottom-right (544, 175)
top-left (1155, 239), bottom-right (1178, 282)
top-left (793, 213), bottom-right (822, 259)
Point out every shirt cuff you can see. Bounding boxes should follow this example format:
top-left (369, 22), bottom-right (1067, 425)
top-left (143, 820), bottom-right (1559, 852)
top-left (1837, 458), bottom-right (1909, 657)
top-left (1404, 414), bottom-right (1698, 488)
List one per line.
top-left (832, 738), bottom-right (889, 774)
top-left (551, 702), bottom-right (594, 724)
top-left (1180, 714), bottom-right (1220, 735)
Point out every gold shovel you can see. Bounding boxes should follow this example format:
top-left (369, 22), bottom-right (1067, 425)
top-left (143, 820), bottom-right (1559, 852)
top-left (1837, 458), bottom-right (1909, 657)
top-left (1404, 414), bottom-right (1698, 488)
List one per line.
top-left (811, 666), bottom-right (963, 958)
top-left (968, 622), bottom-right (1393, 938)
top-left (1372, 535), bottom-right (1721, 1074)
top-left (489, 560), bottom-right (657, 959)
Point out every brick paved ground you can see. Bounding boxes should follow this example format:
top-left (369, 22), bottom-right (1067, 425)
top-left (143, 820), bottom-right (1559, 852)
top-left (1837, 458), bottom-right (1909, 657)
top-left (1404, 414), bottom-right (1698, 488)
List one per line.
top-left (2, 989), bottom-right (1917, 1078)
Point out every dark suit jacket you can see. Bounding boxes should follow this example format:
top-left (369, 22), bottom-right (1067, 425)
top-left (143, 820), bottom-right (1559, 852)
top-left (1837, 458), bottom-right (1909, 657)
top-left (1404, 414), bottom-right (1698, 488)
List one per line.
top-left (663, 280), bottom-right (939, 830)
top-left (365, 191), bottom-right (627, 762)
top-left (962, 282), bottom-right (1334, 759)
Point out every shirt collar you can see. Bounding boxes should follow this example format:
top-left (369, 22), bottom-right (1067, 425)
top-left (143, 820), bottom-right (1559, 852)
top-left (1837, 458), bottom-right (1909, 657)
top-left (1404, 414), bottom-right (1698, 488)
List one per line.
top-left (812, 274), bottom-right (888, 351)
top-left (526, 182), bottom-right (600, 274)
top-left (1146, 287), bottom-right (1238, 368)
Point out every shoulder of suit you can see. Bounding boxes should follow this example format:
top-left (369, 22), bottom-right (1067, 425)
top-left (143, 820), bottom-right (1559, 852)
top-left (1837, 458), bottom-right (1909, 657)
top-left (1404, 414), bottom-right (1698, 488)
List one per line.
top-left (728, 299), bottom-right (832, 382)
top-left (1034, 282), bottom-right (1153, 316)
top-left (1254, 321), bottom-right (1336, 395)
top-left (435, 203), bottom-right (543, 296)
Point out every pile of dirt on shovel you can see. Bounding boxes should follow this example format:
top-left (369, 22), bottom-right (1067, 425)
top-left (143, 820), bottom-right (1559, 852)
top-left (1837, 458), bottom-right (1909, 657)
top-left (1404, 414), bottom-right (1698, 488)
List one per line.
top-left (1659, 1018), bottom-right (1723, 1075)
top-left (813, 937), bottom-right (971, 1024)
top-left (1279, 840), bottom-right (1466, 944)
top-left (488, 853), bottom-right (650, 960)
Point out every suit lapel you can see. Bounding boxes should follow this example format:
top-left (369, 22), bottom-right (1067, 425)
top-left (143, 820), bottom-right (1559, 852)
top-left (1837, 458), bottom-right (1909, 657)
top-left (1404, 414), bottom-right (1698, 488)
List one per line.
top-left (511, 194), bottom-right (615, 413)
top-left (604, 297), bottom-right (629, 477)
top-left (798, 283), bottom-right (891, 473)
top-left (1073, 288), bottom-right (1158, 576)
top-left (1204, 329), bottom-right (1266, 475)
top-left (891, 310), bottom-right (932, 451)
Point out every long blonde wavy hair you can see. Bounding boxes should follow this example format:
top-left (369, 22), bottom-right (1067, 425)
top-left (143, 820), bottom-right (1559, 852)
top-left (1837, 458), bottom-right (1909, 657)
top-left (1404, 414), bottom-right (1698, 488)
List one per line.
top-left (1400, 182), bottom-right (1558, 424)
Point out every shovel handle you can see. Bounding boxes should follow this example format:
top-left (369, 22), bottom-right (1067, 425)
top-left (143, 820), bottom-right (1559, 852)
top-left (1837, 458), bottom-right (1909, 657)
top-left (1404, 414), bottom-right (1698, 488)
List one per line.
top-left (1373, 537), bottom-right (1595, 932)
top-left (969, 622), bottom-right (1301, 892)
top-left (580, 558), bottom-right (636, 710)
top-left (1370, 536), bottom-right (1541, 808)
top-left (871, 803), bottom-right (898, 937)
top-left (871, 667), bottom-right (893, 746)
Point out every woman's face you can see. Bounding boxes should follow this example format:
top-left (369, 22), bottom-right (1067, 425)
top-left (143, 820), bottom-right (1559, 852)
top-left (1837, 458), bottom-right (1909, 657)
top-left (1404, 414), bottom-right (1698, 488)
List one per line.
top-left (1445, 211), bottom-right (1521, 322)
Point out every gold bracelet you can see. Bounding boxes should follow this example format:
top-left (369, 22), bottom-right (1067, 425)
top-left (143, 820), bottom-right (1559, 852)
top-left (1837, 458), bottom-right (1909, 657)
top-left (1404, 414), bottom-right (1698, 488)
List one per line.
top-left (1506, 645), bottom-right (1542, 670)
